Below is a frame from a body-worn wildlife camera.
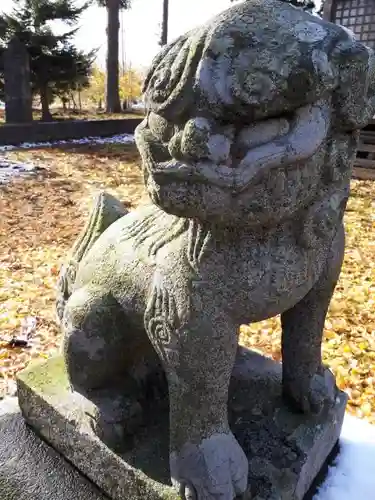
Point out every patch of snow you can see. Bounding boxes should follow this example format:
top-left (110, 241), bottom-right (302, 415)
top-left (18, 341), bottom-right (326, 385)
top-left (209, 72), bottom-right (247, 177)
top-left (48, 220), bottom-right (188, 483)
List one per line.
top-left (0, 396), bottom-right (19, 416)
top-left (131, 102), bottom-right (145, 111)
top-left (0, 133), bottom-right (135, 153)
top-left (314, 413), bottom-right (375, 499)
top-left (0, 159), bottom-right (41, 184)
top-left (0, 133), bottom-right (135, 183)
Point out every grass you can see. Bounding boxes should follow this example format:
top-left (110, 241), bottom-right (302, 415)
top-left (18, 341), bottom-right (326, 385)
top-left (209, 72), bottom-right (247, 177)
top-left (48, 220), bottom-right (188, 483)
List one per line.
top-left (0, 143), bottom-right (375, 424)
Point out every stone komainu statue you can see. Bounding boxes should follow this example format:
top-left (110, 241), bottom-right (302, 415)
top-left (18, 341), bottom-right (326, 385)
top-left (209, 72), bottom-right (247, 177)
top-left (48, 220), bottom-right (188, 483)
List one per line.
top-left (56, 1), bottom-right (375, 498)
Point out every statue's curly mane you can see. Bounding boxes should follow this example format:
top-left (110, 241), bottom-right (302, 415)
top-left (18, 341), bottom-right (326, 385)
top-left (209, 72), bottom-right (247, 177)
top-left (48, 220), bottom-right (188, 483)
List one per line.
top-left (121, 206), bottom-right (211, 273)
top-left (142, 29), bottom-right (206, 121)
top-left (142, 0), bottom-right (375, 127)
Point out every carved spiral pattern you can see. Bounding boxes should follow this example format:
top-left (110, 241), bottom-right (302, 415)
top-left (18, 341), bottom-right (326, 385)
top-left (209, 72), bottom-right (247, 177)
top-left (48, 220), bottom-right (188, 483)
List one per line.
top-left (147, 316), bottom-right (173, 343)
top-left (144, 276), bottom-right (181, 369)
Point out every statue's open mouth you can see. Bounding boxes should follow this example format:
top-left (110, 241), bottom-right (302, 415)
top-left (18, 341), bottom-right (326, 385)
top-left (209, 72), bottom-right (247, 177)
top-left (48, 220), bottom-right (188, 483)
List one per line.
top-left (149, 100), bottom-right (330, 194)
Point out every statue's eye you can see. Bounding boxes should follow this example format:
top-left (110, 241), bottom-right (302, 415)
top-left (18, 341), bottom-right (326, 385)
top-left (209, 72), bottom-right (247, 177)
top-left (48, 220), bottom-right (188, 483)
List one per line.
top-left (148, 112), bottom-right (175, 143)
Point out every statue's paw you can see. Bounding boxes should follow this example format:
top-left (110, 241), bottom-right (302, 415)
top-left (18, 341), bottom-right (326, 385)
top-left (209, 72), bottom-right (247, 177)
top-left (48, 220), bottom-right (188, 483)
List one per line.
top-left (170, 432), bottom-right (248, 500)
top-left (309, 367), bottom-right (337, 413)
top-left (283, 366), bottom-right (337, 415)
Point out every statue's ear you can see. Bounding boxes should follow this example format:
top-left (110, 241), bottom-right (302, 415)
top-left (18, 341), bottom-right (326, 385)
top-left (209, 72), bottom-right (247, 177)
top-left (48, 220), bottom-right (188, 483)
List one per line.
top-left (332, 38), bottom-right (375, 131)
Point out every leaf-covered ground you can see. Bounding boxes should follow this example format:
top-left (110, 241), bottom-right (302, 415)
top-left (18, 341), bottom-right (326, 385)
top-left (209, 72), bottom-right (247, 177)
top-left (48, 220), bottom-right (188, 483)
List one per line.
top-left (1, 143), bottom-right (374, 423)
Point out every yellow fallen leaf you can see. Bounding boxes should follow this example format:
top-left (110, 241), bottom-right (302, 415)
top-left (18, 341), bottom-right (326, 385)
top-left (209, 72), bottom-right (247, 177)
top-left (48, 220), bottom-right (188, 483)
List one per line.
top-left (361, 402), bottom-right (373, 417)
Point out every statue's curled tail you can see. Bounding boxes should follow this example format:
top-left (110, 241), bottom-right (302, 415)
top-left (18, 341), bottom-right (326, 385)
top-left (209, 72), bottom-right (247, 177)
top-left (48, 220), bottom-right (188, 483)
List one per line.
top-left (56, 192), bottom-right (128, 321)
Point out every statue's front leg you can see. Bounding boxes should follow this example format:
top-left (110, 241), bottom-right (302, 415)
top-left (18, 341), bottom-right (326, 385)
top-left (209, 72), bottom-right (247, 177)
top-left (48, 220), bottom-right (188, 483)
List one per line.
top-left (281, 224), bottom-right (345, 415)
top-left (144, 280), bottom-right (248, 500)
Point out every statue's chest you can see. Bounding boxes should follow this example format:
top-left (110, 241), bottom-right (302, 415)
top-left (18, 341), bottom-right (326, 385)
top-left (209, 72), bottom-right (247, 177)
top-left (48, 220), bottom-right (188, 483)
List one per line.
top-left (201, 233), bottom-right (330, 323)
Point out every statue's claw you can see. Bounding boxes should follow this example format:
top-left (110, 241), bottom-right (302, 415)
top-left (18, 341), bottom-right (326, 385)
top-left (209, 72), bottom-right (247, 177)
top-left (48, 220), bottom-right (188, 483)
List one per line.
top-left (283, 366), bottom-right (337, 415)
top-left (170, 432), bottom-right (248, 500)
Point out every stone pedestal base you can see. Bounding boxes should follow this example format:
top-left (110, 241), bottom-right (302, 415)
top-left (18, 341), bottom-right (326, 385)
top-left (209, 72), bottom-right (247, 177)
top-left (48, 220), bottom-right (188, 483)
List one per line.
top-left (16, 348), bottom-right (347, 500)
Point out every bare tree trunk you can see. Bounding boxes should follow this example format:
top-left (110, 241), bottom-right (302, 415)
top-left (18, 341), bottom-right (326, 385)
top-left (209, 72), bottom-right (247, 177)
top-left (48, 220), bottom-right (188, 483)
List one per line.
top-left (40, 83), bottom-right (52, 121)
top-left (71, 92), bottom-right (77, 110)
top-left (105, 0), bottom-right (121, 113)
top-left (160, 0), bottom-right (169, 46)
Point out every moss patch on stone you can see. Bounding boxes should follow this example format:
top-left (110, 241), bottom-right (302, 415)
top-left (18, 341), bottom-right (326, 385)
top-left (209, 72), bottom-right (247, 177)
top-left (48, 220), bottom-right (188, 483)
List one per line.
top-left (16, 355), bottom-right (180, 500)
top-left (16, 355), bottom-right (70, 397)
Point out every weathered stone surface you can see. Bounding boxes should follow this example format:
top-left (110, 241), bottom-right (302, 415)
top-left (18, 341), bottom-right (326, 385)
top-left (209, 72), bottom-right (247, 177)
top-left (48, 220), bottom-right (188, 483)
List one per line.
top-left (4, 37), bottom-right (33, 124)
top-left (0, 397), bottom-right (107, 500)
top-left (17, 349), bottom-right (347, 500)
top-left (50, 1), bottom-right (375, 498)
top-left (17, 356), bottom-right (177, 500)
